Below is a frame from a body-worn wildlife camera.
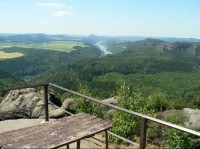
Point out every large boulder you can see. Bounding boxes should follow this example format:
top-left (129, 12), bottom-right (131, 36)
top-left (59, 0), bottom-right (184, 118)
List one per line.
top-left (183, 108), bottom-right (200, 129)
top-left (183, 108), bottom-right (200, 149)
top-left (62, 98), bottom-right (75, 110)
top-left (0, 88), bottom-right (66, 120)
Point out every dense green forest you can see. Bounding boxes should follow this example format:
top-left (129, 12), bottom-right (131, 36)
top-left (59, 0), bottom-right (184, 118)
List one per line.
top-left (1, 34), bottom-right (200, 148)
top-left (0, 69), bottom-right (25, 102)
top-left (1, 35), bottom-right (200, 108)
top-left (32, 39), bottom-right (200, 109)
top-left (0, 69), bottom-right (25, 88)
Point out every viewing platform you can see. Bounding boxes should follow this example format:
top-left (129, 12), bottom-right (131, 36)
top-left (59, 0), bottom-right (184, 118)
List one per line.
top-left (0, 83), bottom-right (200, 149)
top-left (0, 113), bottom-right (111, 149)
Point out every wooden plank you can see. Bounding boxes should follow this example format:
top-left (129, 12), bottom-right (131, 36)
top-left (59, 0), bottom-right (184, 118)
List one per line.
top-left (49, 121), bottom-right (111, 148)
top-left (0, 113), bottom-right (89, 142)
top-left (28, 118), bottom-right (106, 147)
top-left (45, 121), bottom-right (111, 148)
top-left (0, 113), bottom-right (112, 148)
top-left (0, 113), bottom-right (94, 147)
top-left (36, 117), bottom-right (111, 148)
top-left (49, 122), bottom-right (112, 148)
top-left (19, 115), bottom-right (100, 147)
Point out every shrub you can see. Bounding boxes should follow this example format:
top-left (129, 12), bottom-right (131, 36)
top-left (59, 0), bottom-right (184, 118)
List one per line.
top-left (165, 112), bottom-right (188, 125)
top-left (193, 97), bottom-right (200, 109)
top-left (163, 129), bottom-right (194, 149)
top-left (147, 91), bottom-right (169, 112)
top-left (110, 82), bottom-right (149, 143)
top-left (72, 84), bottom-right (104, 118)
top-left (163, 112), bottom-right (194, 149)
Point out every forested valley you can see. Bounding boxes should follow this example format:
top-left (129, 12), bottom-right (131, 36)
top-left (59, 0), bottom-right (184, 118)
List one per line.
top-left (1, 34), bottom-right (200, 148)
top-left (31, 38), bottom-right (200, 109)
top-left (1, 34), bottom-right (200, 108)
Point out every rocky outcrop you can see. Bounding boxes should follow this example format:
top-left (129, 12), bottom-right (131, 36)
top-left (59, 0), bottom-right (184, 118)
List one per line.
top-left (62, 98), bottom-right (75, 110)
top-left (160, 108), bottom-right (200, 129)
top-left (184, 108), bottom-right (200, 149)
top-left (0, 88), bottom-right (66, 120)
top-left (183, 108), bottom-right (200, 129)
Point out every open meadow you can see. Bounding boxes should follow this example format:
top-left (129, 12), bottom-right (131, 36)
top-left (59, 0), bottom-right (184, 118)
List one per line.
top-left (0, 41), bottom-right (87, 52)
top-left (0, 51), bottom-right (24, 59)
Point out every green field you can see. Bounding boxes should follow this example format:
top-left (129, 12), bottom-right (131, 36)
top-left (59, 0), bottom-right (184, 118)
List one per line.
top-left (0, 41), bottom-right (87, 52)
top-left (0, 51), bottom-right (24, 59)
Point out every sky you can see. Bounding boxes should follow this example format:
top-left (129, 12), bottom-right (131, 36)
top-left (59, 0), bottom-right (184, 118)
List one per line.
top-left (0, 0), bottom-right (200, 38)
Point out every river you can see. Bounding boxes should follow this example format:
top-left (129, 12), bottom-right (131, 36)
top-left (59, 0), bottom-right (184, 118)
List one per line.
top-left (95, 41), bottom-right (112, 55)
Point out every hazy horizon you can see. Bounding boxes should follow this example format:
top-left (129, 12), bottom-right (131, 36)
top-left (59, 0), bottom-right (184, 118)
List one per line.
top-left (0, 0), bottom-right (200, 38)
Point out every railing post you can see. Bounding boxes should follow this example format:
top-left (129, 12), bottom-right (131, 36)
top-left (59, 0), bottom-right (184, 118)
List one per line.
top-left (140, 118), bottom-right (147, 149)
top-left (44, 84), bottom-right (49, 121)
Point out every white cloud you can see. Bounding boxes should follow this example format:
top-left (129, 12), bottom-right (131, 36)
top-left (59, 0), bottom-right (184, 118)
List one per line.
top-left (37, 2), bottom-right (65, 8)
top-left (52, 10), bottom-right (73, 17)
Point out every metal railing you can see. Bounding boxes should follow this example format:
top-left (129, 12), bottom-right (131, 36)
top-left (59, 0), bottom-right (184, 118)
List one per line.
top-left (1, 83), bottom-right (200, 149)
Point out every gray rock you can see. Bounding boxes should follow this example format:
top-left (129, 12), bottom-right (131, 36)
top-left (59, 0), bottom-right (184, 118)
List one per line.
top-left (102, 97), bottom-right (117, 105)
top-left (50, 108), bottom-right (66, 118)
top-left (62, 98), bottom-right (75, 110)
top-left (0, 88), bottom-right (66, 120)
top-left (183, 108), bottom-right (200, 129)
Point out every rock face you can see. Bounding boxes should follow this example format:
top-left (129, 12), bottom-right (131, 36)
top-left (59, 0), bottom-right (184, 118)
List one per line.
top-left (183, 108), bottom-right (200, 129)
top-left (0, 88), bottom-right (66, 120)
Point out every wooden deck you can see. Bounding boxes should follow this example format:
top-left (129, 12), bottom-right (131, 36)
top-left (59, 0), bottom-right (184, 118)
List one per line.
top-left (0, 113), bottom-right (112, 149)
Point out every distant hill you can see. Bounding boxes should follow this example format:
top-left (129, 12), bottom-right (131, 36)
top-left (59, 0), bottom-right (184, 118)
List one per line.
top-left (0, 33), bottom-right (199, 44)
top-left (82, 34), bottom-right (200, 44)
top-left (106, 38), bottom-right (200, 54)
top-left (157, 37), bottom-right (200, 42)
top-left (0, 33), bottom-right (52, 44)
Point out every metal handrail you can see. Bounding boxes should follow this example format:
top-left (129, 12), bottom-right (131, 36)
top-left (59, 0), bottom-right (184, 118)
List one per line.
top-left (1, 83), bottom-right (200, 149)
top-left (49, 83), bottom-right (200, 137)
top-left (48, 83), bottom-right (200, 149)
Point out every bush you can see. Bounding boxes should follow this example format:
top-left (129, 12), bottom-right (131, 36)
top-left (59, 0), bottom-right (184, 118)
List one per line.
top-left (110, 82), bottom-right (149, 143)
top-left (74, 97), bottom-right (104, 118)
top-left (163, 112), bottom-right (194, 149)
top-left (165, 112), bottom-right (188, 125)
top-left (147, 114), bottom-right (163, 144)
top-left (163, 129), bottom-right (194, 149)
top-left (72, 84), bottom-right (104, 118)
top-left (169, 100), bottom-right (184, 110)
top-left (147, 91), bottom-right (169, 112)
top-left (193, 98), bottom-right (200, 109)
